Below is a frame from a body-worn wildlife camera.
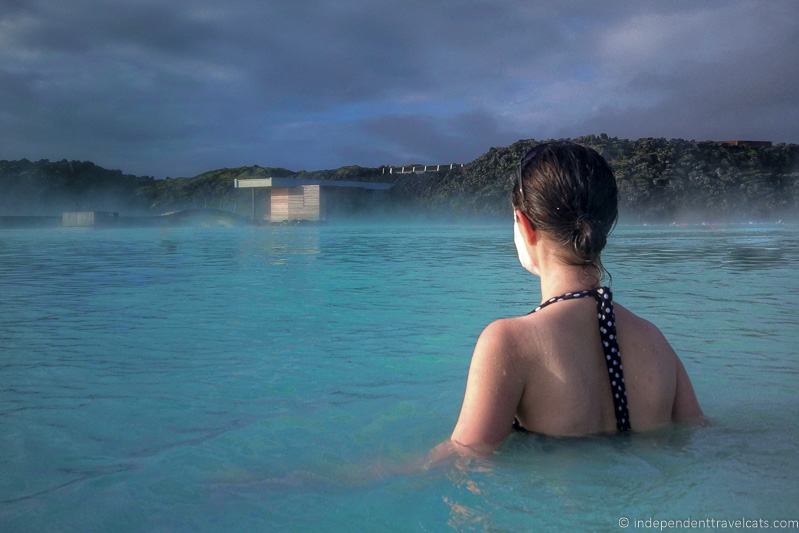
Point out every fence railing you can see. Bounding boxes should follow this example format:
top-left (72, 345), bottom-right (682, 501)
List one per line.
top-left (381, 163), bottom-right (464, 175)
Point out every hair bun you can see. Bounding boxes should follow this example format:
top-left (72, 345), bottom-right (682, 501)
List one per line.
top-left (572, 214), bottom-right (603, 260)
top-left (574, 214), bottom-right (591, 231)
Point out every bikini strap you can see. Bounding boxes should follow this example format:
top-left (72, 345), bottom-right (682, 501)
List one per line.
top-left (594, 287), bottom-right (631, 432)
top-left (527, 287), bottom-right (600, 314)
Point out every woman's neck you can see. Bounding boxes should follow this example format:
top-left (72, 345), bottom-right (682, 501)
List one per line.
top-left (537, 265), bottom-right (601, 304)
top-left (528, 233), bottom-right (602, 305)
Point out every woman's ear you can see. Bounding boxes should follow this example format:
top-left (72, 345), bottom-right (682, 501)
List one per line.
top-left (515, 208), bottom-right (537, 245)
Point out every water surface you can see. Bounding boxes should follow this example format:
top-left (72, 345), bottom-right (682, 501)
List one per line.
top-left (1, 222), bottom-right (797, 530)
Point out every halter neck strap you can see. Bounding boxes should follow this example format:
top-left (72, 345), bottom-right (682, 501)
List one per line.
top-left (529, 286), bottom-right (609, 314)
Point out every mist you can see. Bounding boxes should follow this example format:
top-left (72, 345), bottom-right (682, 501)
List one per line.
top-left (2, 133), bottom-right (798, 227)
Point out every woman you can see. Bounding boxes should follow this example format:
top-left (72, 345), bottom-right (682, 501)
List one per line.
top-left (426, 141), bottom-right (705, 465)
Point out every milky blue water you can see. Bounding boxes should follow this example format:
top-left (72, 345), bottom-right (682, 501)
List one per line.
top-left (1, 221), bottom-right (797, 531)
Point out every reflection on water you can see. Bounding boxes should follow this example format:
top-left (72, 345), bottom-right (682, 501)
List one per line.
top-left (231, 225), bottom-right (321, 266)
top-left (608, 225), bottom-right (795, 272)
top-left (723, 246), bottom-right (787, 271)
top-left (273, 228), bottom-right (320, 261)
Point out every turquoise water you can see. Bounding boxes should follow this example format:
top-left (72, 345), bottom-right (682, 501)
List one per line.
top-left (1, 221), bottom-right (797, 531)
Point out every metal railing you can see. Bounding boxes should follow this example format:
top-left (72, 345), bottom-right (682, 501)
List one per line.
top-left (381, 163), bottom-right (464, 175)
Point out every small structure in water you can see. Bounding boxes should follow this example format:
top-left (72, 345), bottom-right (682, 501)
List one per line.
top-left (62, 211), bottom-right (119, 227)
top-left (234, 177), bottom-right (393, 223)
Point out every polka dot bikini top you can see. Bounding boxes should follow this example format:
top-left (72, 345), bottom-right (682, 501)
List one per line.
top-left (512, 286), bottom-right (632, 433)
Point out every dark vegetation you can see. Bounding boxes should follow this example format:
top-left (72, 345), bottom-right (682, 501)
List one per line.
top-left (390, 135), bottom-right (799, 222)
top-left (0, 159), bottom-right (153, 215)
top-left (2, 135), bottom-right (797, 221)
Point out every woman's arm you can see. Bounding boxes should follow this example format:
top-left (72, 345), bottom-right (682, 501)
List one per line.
top-left (672, 353), bottom-right (707, 424)
top-left (649, 324), bottom-right (707, 426)
top-left (423, 319), bottom-right (525, 469)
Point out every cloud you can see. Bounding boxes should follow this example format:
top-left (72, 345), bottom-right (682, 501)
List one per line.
top-left (359, 109), bottom-right (522, 163)
top-left (576, 1), bottom-right (799, 140)
top-left (0, 0), bottom-right (796, 176)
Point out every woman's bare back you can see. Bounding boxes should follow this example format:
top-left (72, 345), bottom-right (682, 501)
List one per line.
top-left (505, 294), bottom-right (700, 436)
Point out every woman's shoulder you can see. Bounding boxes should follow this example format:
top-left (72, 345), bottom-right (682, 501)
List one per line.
top-left (613, 302), bottom-right (658, 333)
top-left (483, 313), bottom-right (547, 361)
top-left (473, 316), bottom-right (533, 360)
top-left (613, 302), bottom-right (670, 344)
top-left (476, 317), bottom-right (521, 347)
top-left (469, 318), bottom-right (529, 374)
top-left (612, 302), bottom-right (680, 369)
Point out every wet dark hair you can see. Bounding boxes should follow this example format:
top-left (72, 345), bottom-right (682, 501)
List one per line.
top-left (510, 141), bottom-right (618, 283)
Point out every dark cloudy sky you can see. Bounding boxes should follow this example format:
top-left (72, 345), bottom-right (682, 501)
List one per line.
top-left (1, 0), bottom-right (797, 177)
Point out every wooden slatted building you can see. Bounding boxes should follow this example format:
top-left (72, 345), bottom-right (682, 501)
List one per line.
top-left (234, 177), bottom-right (392, 222)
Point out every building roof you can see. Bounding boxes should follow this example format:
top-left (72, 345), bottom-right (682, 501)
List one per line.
top-left (234, 177), bottom-right (393, 190)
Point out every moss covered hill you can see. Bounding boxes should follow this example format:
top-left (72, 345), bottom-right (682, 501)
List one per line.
top-left (390, 135), bottom-right (799, 222)
top-left (2, 135), bottom-right (798, 220)
top-left (0, 158), bottom-right (155, 215)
